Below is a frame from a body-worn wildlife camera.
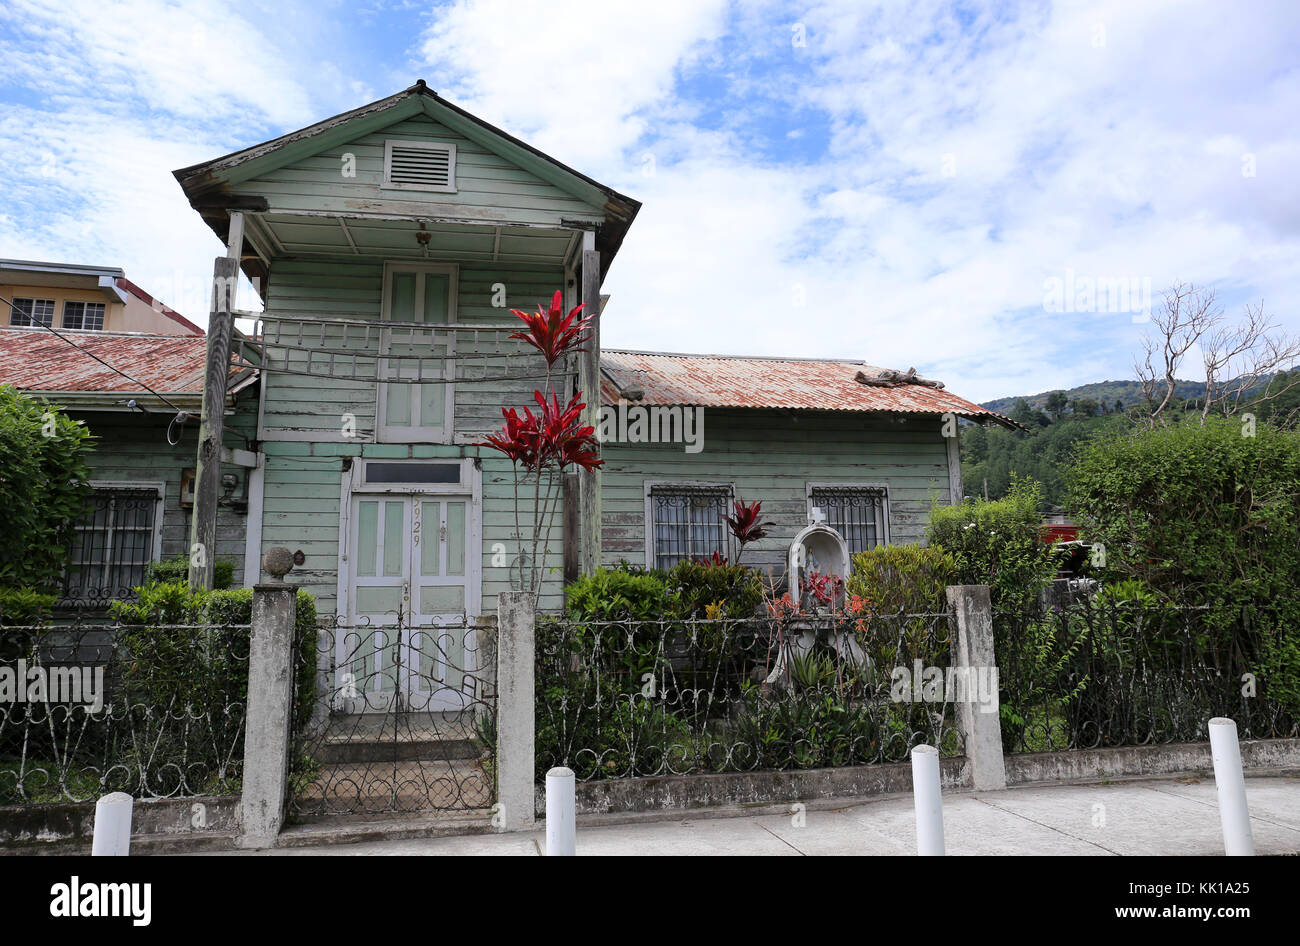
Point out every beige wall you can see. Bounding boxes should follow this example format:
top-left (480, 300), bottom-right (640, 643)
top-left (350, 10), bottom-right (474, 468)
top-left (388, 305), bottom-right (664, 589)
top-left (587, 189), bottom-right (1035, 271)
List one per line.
top-left (1, 281), bottom-right (196, 335)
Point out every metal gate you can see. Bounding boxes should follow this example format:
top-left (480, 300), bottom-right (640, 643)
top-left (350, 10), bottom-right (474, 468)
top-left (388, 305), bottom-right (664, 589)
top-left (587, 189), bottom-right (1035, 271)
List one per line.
top-left (290, 612), bottom-right (496, 817)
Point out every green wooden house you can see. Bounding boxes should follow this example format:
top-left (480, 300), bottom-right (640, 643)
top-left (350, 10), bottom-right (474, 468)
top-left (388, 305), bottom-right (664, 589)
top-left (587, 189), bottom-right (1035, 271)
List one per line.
top-left (172, 83), bottom-right (1008, 706)
top-left (174, 81), bottom-right (637, 635)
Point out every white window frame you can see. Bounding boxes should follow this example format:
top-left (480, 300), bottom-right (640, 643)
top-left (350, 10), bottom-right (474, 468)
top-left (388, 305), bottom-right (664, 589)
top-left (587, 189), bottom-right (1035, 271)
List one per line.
top-left (376, 261), bottom-right (458, 444)
top-left (62, 300), bottom-right (106, 331)
top-left (10, 297), bottom-right (55, 327)
top-left (643, 480), bottom-right (735, 570)
top-left (63, 480), bottom-right (166, 601)
top-left (383, 138), bottom-right (458, 193)
top-left (806, 482), bottom-right (891, 552)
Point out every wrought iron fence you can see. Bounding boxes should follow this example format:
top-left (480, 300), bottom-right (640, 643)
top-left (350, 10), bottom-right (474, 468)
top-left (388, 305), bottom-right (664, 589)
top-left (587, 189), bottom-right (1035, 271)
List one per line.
top-left (537, 611), bottom-right (963, 782)
top-left (289, 613), bottom-right (497, 817)
top-left (995, 600), bottom-right (1300, 753)
top-left (0, 617), bottom-right (249, 804)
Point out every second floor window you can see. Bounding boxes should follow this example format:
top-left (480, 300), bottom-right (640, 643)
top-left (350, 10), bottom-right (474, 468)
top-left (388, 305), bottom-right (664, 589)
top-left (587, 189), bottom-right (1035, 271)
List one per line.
top-left (62, 301), bottom-right (106, 331)
top-left (378, 262), bottom-right (457, 442)
top-left (10, 297), bottom-right (54, 327)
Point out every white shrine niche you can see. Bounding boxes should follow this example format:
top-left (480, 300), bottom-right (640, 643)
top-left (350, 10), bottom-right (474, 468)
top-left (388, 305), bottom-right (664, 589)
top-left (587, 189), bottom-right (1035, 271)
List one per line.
top-left (762, 509), bottom-right (865, 691)
top-left (788, 510), bottom-right (851, 611)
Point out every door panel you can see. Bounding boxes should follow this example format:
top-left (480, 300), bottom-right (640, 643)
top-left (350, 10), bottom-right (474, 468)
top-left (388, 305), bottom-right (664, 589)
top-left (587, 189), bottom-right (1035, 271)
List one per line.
top-left (343, 492), bottom-right (474, 712)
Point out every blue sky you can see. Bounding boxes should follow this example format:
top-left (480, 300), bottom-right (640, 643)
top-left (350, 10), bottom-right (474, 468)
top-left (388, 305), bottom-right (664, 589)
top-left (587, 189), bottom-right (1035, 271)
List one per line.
top-left (1, 0), bottom-right (1298, 402)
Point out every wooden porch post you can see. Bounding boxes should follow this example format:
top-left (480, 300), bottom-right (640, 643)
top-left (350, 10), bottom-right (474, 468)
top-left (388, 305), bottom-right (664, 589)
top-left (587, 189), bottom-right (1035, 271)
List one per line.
top-left (188, 226), bottom-right (242, 590)
top-left (578, 237), bottom-right (602, 575)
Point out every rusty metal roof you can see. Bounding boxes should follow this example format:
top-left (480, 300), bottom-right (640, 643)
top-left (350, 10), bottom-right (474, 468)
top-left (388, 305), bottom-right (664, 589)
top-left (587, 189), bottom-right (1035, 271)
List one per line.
top-left (0, 328), bottom-right (252, 404)
top-left (600, 349), bottom-right (1015, 427)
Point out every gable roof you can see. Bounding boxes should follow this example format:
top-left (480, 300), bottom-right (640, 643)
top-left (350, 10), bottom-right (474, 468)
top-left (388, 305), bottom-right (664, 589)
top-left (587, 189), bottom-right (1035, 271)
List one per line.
top-left (599, 349), bottom-right (1016, 428)
top-left (0, 328), bottom-right (254, 410)
top-left (175, 80), bottom-right (640, 281)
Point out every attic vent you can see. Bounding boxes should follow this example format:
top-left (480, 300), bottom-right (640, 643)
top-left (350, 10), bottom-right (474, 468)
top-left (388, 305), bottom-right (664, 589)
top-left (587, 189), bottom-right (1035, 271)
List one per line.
top-left (384, 139), bottom-right (457, 192)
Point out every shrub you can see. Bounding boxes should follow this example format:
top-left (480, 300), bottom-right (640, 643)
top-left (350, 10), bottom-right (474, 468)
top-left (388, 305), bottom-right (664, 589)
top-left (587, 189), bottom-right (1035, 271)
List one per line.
top-left (927, 475), bottom-right (1059, 609)
top-left (563, 567), bottom-right (670, 622)
top-left (110, 581), bottom-right (319, 748)
top-left (848, 544), bottom-right (957, 614)
top-left (0, 386), bottom-right (93, 590)
top-left (145, 555), bottom-right (237, 590)
top-left (0, 587), bottom-right (57, 662)
top-left (1067, 418), bottom-right (1300, 714)
top-left (665, 559), bottom-right (763, 619)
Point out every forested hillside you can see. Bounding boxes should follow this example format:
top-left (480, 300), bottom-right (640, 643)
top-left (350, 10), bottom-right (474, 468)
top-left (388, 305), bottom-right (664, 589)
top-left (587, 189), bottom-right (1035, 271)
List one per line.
top-left (964, 369), bottom-right (1300, 505)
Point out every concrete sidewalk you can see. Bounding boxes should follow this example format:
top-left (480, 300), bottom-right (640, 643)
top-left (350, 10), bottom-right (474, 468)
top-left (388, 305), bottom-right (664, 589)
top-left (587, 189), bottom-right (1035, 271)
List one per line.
top-left (222, 773), bottom-right (1300, 856)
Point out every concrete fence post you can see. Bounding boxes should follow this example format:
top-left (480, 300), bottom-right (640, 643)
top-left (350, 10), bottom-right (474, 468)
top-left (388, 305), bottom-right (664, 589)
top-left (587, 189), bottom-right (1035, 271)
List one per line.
top-left (497, 591), bottom-right (536, 832)
top-left (945, 584), bottom-right (1007, 791)
top-left (91, 792), bottom-right (133, 856)
top-left (1209, 717), bottom-right (1255, 856)
top-left (545, 766), bottom-right (576, 855)
top-left (237, 557), bottom-right (298, 849)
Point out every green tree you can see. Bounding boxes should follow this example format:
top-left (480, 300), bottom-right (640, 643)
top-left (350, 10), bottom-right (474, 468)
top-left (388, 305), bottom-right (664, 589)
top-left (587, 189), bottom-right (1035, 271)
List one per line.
top-left (1044, 390), bottom-right (1069, 420)
top-left (0, 386), bottom-right (93, 590)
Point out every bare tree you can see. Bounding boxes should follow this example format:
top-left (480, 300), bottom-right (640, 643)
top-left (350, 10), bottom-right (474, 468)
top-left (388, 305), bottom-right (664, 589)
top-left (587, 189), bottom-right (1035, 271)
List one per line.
top-left (1136, 282), bottom-right (1300, 426)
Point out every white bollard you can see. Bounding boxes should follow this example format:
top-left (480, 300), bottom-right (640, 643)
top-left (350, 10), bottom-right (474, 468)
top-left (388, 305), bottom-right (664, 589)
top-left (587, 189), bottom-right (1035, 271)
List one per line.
top-left (911, 745), bottom-right (945, 856)
top-left (1208, 717), bottom-right (1254, 856)
top-left (545, 766), bottom-right (576, 856)
top-left (91, 792), bottom-right (133, 856)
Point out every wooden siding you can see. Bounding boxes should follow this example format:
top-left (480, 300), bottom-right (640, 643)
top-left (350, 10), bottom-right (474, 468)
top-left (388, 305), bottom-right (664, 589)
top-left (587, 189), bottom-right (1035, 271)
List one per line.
top-left (599, 408), bottom-right (954, 576)
top-left (240, 115), bottom-right (603, 228)
top-left (72, 394), bottom-right (258, 582)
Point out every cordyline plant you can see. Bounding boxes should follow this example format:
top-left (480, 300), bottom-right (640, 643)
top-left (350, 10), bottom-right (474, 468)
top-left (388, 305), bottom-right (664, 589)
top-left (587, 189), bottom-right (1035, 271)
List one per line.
top-left (724, 498), bottom-right (768, 564)
top-left (477, 291), bottom-right (602, 594)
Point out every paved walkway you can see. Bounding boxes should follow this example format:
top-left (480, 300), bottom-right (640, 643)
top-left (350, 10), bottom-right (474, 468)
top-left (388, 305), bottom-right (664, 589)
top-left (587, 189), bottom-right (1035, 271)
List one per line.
top-left (226, 774), bottom-right (1300, 856)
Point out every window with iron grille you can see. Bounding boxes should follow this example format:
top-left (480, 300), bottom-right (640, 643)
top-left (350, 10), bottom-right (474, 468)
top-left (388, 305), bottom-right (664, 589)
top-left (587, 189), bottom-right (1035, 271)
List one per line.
top-left (809, 485), bottom-right (888, 554)
top-left (62, 300), bottom-right (106, 331)
top-left (62, 486), bottom-right (162, 604)
top-left (648, 484), bottom-right (732, 570)
top-left (10, 297), bottom-right (54, 327)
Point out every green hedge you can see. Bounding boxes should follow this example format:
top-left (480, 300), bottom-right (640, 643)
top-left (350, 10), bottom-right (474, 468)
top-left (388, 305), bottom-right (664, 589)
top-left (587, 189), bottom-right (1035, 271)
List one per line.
top-left (145, 556), bottom-right (237, 590)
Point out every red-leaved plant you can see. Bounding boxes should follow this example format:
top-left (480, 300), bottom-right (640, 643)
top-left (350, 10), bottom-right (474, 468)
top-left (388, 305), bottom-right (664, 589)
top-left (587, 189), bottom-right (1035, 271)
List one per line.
top-left (724, 498), bottom-right (768, 564)
top-left (477, 291), bottom-right (601, 593)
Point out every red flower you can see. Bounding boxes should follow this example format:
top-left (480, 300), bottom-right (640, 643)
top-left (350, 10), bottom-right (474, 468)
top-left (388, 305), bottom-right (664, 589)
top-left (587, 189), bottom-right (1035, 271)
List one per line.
top-left (509, 290), bottom-right (593, 366)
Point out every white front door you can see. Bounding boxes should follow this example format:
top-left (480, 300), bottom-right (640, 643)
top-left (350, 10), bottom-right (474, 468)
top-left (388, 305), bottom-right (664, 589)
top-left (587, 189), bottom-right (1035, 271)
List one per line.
top-left (341, 492), bottom-right (475, 712)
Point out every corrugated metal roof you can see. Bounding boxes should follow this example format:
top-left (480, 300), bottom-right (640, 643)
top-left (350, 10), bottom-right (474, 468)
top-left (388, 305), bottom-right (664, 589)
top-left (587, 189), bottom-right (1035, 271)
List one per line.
top-left (600, 349), bottom-right (1014, 426)
top-left (0, 328), bottom-right (246, 397)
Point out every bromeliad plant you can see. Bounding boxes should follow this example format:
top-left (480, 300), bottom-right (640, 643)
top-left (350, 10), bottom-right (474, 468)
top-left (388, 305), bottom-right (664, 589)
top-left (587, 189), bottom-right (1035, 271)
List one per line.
top-left (478, 291), bottom-right (602, 594)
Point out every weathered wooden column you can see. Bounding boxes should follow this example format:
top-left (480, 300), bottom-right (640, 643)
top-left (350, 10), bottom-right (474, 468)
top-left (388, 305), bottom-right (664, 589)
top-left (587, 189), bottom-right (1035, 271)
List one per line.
top-left (577, 237), bottom-right (602, 575)
top-left (188, 246), bottom-right (240, 590)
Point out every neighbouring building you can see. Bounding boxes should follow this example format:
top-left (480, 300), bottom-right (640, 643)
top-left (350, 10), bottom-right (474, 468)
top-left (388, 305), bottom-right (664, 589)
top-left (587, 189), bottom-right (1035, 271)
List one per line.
top-left (1, 259), bottom-right (203, 336)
